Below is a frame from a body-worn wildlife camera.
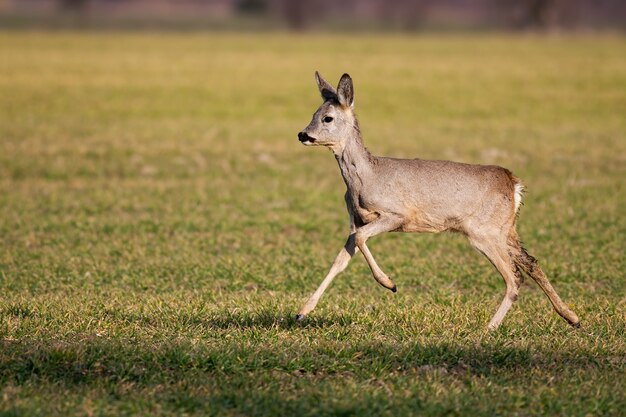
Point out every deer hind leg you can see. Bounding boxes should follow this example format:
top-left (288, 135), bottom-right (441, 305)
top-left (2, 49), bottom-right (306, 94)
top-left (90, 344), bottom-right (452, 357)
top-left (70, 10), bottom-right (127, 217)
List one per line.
top-left (469, 232), bottom-right (520, 330)
top-left (296, 234), bottom-right (359, 320)
top-left (508, 237), bottom-right (580, 327)
top-left (513, 265), bottom-right (525, 288)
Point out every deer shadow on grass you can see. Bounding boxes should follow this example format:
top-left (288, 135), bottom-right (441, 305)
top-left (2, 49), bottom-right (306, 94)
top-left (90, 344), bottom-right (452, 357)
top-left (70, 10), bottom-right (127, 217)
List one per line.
top-left (200, 309), bottom-right (353, 330)
top-left (94, 304), bottom-right (348, 331)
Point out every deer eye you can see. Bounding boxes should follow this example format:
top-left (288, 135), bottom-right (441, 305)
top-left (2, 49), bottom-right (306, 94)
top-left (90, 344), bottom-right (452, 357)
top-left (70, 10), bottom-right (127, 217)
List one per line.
top-left (323, 116), bottom-right (334, 123)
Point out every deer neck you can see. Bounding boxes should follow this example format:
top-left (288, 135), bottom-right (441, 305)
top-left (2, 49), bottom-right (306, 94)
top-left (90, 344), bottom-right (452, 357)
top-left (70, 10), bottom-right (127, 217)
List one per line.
top-left (333, 128), bottom-right (373, 192)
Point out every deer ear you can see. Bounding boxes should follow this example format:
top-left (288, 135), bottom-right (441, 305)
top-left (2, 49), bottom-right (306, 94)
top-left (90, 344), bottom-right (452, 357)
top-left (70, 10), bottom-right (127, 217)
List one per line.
top-left (315, 71), bottom-right (337, 102)
top-left (337, 73), bottom-right (354, 108)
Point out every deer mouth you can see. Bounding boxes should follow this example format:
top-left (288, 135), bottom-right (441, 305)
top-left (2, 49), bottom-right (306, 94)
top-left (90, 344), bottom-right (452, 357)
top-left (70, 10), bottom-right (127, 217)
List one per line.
top-left (298, 132), bottom-right (317, 145)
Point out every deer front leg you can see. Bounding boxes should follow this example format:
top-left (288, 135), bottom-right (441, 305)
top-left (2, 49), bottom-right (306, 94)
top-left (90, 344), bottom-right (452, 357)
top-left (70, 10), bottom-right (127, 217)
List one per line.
top-left (295, 233), bottom-right (359, 320)
top-left (355, 214), bottom-right (404, 292)
top-left (295, 193), bottom-right (360, 321)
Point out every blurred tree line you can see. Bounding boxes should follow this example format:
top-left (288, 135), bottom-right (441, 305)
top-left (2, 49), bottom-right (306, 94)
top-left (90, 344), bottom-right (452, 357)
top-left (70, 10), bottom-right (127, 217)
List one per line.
top-left (5, 0), bottom-right (625, 30)
top-left (260, 0), bottom-right (623, 29)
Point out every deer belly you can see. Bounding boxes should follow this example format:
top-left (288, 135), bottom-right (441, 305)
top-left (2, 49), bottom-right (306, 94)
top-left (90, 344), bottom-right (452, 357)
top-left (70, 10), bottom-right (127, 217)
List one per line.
top-left (399, 208), bottom-right (449, 233)
top-left (400, 220), bottom-right (444, 233)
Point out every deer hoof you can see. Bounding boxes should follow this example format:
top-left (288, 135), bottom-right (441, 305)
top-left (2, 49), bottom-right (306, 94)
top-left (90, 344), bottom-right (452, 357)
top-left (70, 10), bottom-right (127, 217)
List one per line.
top-left (295, 314), bottom-right (306, 322)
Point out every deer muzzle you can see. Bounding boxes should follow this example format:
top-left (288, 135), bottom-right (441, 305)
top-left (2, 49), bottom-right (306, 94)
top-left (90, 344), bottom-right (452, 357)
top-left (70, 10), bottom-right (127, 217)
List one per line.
top-left (298, 131), bottom-right (316, 145)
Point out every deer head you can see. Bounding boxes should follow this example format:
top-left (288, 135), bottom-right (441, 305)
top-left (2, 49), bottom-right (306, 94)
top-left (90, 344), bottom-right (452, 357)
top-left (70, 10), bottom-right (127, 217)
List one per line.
top-left (298, 72), bottom-right (357, 153)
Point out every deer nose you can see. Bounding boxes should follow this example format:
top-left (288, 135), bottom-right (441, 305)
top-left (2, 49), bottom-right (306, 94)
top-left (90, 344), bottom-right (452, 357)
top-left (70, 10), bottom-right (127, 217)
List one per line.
top-left (298, 132), bottom-right (315, 143)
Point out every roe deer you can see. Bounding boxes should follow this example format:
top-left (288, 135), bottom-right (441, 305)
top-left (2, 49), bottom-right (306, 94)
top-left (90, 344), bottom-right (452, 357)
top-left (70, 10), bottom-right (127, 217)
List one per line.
top-left (295, 72), bottom-right (580, 330)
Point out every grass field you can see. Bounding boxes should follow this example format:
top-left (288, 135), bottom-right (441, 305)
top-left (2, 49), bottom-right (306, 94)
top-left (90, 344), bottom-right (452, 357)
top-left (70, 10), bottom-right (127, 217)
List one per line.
top-left (1, 31), bottom-right (625, 416)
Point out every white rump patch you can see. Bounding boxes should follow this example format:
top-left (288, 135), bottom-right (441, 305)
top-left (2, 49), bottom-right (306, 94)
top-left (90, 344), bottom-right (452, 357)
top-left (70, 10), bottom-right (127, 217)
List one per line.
top-left (514, 182), bottom-right (524, 213)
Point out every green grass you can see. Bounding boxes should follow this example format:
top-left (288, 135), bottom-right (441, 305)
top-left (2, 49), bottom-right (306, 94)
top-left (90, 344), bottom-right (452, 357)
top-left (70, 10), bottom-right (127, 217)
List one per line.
top-left (1, 31), bottom-right (625, 416)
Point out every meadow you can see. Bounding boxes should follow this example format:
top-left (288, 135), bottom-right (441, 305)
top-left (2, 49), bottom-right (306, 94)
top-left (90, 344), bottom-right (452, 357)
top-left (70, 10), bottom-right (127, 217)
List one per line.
top-left (0, 31), bottom-right (625, 416)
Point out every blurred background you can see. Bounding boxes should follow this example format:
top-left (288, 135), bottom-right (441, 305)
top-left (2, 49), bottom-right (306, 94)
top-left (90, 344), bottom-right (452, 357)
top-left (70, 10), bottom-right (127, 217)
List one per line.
top-left (1, 0), bottom-right (625, 31)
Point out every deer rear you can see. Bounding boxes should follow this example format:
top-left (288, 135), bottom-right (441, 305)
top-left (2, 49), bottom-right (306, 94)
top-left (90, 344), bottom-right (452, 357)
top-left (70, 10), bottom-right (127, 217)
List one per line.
top-left (295, 72), bottom-right (580, 330)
